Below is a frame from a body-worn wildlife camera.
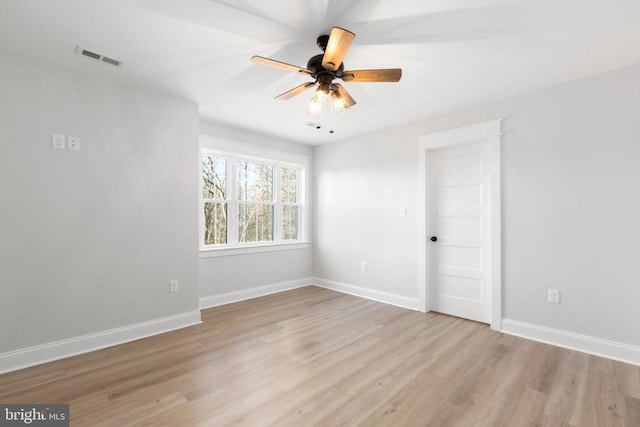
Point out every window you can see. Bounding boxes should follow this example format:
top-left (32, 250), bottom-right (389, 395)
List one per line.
top-left (280, 166), bottom-right (299, 241)
top-left (200, 142), bottom-right (307, 253)
top-left (202, 155), bottom-right (228, 245)
top-left (237, 160), bottom-right (274, 243)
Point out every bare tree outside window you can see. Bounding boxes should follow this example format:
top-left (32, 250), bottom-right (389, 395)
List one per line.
top-left (237, 161), bottom-right (274, 243)
top-left (202, 155), bottom-right (227, 245)
top-left (201, 151), bottom-right (304, 249)
top-left (281, 167), bottom-right (298, 240)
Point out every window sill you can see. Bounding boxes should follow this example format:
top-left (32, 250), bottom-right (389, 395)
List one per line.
top-left (199, 242), bottom-right (311, 258)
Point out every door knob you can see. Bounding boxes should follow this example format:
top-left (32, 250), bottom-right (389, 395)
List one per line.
top-left (430, 236), bottom-right (438, 242)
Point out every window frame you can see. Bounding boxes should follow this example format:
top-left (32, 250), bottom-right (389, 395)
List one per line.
top-left (279, 165), bottom-right (301, 242)
top-left (201, 154), bottom-right (229, 246)
top-left (199, 136), bottom-right (309, 257)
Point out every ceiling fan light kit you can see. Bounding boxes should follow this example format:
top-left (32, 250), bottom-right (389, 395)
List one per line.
top-left (251, 27), bottom-right (402, 133)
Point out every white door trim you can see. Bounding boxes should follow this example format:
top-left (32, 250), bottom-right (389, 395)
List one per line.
top-left (417, 119), bottom-right (502, 330)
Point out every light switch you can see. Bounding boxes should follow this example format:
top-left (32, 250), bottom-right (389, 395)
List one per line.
top-left (548, 289), bottom-right (560, 304)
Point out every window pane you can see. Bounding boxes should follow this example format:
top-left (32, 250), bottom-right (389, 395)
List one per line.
top-left (237, 161), bottom-right (273, 202)
top-left (204, 202), bottom-right (227, 245)
top-left (202, 155), bottom-right (227, 200)
top-left (238, 204), bottom-right (273, 243)
top-left (280, 167), bottom-right (298, 203)
top-left (282, 206), bottom-right (298, 240)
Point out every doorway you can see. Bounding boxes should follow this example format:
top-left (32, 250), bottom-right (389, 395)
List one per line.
top-left (417, 120), bottom-right (502, 330)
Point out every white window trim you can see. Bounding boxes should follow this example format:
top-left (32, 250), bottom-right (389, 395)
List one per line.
top-left (199, 242), bottom-right (310, 258)
top-left (199, 135), bottom-right (310, 256)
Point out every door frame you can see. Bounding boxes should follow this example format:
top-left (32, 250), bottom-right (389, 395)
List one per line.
top-left (417, 119), bottom-right (502, 330)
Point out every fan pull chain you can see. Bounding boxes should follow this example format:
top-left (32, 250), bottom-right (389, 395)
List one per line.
top-left (329, 97), bottom-right (335, 134)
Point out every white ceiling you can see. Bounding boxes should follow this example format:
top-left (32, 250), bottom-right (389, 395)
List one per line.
top-left (1, 0), bottom-right (640, 145)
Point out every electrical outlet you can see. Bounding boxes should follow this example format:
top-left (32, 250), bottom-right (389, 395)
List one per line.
top-left (548, 289), bottom-right (560, 304)
top-left (52, 134), bottom-right (65, 150)
top-left (170, 280), bottom-right (179, 293)
top-left (361, 262), bottom-right (367, 272)
top-left (67, 136), bottom-right (80, 151)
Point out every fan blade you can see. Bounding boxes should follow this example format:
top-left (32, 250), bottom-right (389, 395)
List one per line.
top-left (333, 83), bottom-right (356, 107)
top-left (341, 69), bottom-right (402, 83)
top-left (250, 56), bottom-right (311, 74)
top-left (322, 27), bottom-right (356, 72)
top-left (275, 82), bottom-right (316, 100)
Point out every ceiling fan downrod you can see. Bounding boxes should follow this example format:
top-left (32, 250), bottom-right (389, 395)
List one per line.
top-left (317, 34), bottom-right (330, 51)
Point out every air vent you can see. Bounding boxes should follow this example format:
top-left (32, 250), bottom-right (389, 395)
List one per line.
top-left (81, 49), bottom-right (101, 60)
top-left (100, 56), bottom-right (121, 67)
top-left (75, 46), bottom-right (122, 67)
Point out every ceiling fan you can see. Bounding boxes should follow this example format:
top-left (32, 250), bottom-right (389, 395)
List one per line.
top-left (250, 27), bottom-right (402, 121)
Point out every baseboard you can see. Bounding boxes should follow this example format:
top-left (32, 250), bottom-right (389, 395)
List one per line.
top-left (199, 278), bottom-right (313, 309)
top-left (501, 319), bottom-right (640, 367)
top-left (312, 277), bottom-right (420, 311)
top-left (0, 311), bottom-right (202, 375)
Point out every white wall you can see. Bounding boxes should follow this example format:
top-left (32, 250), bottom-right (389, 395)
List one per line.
top-left (314, 62), bottom-right (640, 348)
top-left (0, 54), bottom-right (200, 354)
top-left (313, 129), bottom-right (419, 301)
top-left (198, 120), bottom-right (314, 303)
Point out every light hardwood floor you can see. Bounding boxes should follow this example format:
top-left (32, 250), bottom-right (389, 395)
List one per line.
top-left (1, 286), bottom-right (639, 426)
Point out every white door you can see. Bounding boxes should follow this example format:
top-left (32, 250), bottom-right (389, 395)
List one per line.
top-left (429, 141), bottom-right (491, 323)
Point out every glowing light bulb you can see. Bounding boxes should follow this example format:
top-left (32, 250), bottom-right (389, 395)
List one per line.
top-left (306, 89), bottom-right (328, 118)
top-left (331, 92), bottom-right (350, 115)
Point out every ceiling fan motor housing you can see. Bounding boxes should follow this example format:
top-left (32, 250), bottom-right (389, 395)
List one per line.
top-left (307, 53), bottom-right (344, 78)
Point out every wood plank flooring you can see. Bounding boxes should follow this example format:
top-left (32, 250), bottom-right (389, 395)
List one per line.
top-left (1, 286), bottom-right (639, 426)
